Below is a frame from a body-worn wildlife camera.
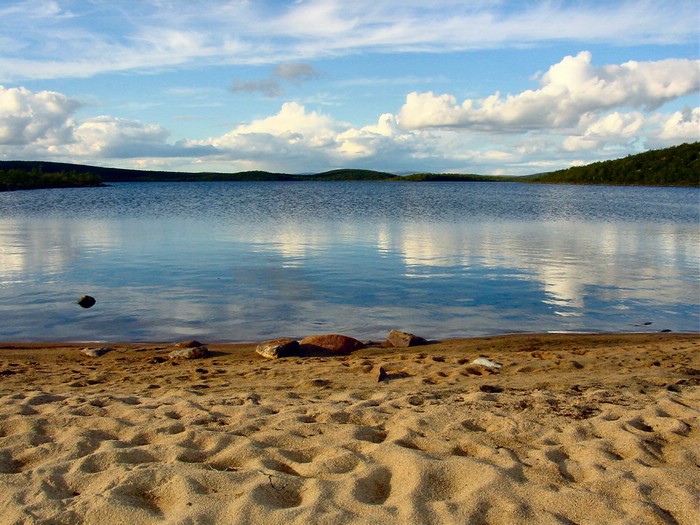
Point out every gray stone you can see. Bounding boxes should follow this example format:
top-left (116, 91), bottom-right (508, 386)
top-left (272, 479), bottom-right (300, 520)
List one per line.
top-left (386, 330), bottom-right (428, 348)
top-left (471, 357), bottom-right (502, 369)
top-left (81, 347), bottom-right (114, 357)
top-left (168, 346), bottom-right (210, 360)
top-left (255, 338), bottom-right (300, 359)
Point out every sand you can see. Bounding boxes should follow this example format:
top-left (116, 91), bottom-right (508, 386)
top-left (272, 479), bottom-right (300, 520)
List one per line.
top-left (0, 333), bottom-right (698, 524)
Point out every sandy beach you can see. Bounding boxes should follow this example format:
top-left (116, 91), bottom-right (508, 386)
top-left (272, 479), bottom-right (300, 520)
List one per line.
top-left (0, 332), bottom-right (698, 524)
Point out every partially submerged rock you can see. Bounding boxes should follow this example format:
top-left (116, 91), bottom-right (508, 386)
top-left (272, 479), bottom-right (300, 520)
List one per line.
top-left (169, 346), bottom-right (210, 360)
top-left (300, 334), bottom-right (365, 354)
top-left (81, 347), bottom-right (114, 357)
top-left (77, 295), bottom-right (96, 309)
top-left (256, 338), bottom-right (300, 359)
top-left (386, 330), bottom-right (428, 348)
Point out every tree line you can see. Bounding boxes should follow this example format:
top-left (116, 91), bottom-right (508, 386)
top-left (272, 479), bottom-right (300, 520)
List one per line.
top-left (525, 142), bottom-right (699, 186)
top-left (1, 142), bottom-right (698, 190)
top-left (0, 167), bottom-right (103, 191)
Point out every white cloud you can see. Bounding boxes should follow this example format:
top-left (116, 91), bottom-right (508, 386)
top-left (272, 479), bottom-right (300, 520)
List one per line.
top-left (336, 114), bottom-right (403, 158)
top-left (563, 112), bottom-right (645, 152)
top-left (211, 102), bottom-right (342, 147)
top-left (1, 50), bottom-right (698, 175)
top-left (196, 104), bottom-right (433, 172)
top-left (0, 1), bottom-right (698, 81)
top-left (194, 102), bottom-right (346, 170)
top-left (398, 52), bottom-right (700, 131)
top-left (0, 86), bottom-right (216, 162)
top-left (654, 108), bottom-right (700, 145)
top-left (0, 85), bottom-right (78, 145)
top-left (66, 116), bottom-right (170, 157)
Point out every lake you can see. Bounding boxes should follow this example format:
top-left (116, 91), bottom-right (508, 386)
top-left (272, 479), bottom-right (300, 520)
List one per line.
top-left (0, 181), bottom-right (698, 342)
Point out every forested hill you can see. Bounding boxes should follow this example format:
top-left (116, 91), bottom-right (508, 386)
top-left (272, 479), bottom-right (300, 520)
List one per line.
top-left (525, 142), bottom-right (699, 186)
top-left (1, 142), bottom-right (698, 190)
top-left (0, 161), bottom-right (397, 185)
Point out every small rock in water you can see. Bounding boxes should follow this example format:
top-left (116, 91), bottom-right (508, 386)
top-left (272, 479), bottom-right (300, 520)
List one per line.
top-left (169, 346), bottom-right (210, 360)
top-left (472, 357), bottom-right (502, 369)
top-left (77, 295), bottom-right (96, 309)
top-left (81, 347), bottom-right (114, 357)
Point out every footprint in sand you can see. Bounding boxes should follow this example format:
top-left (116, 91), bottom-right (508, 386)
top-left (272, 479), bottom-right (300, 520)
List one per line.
top-left (354, 466), bottom-right (392, 504)
top-left (250, 473), bottom-right (304, 509)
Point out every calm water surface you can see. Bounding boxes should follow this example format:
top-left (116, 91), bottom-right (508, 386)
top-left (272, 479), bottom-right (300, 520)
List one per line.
top-left (0, 182), bottom-right (698, 342)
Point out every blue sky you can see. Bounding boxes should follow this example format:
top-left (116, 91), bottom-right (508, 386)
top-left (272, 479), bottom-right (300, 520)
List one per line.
top-left (0, 0), bottom-right (698, 175)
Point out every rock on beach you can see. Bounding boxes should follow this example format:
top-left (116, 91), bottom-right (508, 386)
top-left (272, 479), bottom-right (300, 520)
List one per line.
top-left (386, 330), bottom-right (428, 348)
top-left (168, 346), bottom-right (210, 360)
top-left (174, 340), bottom-right (204, 349)
top-left (299, 334), bottom-right (365, 354)
top-left (255, 338), bottom-right (300, 359)
top-left (80, 347), bottom-right (114, 358)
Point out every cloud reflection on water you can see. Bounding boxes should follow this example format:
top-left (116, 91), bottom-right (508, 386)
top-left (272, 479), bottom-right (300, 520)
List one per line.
top-left (2, 179), bottom-right (699, 341)
top-left (1, 209), bottom-right (697, 341)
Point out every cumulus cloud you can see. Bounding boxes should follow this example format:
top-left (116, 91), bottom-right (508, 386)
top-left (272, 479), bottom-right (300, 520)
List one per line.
top-left (563, 112), bottom-right (645, 152)
top-left (1, 50), bottom-right (698, 175)
top-left (194, 104), bottom-right (469, 173)
top-left (59, 116), bottom-right (216, 159)
top-left (0, 85), bottom-right (79, 145)
top-left (196, 102), bottom-right (344, 170)
top-left (0, 85), bottom-right (216, 162)
top-left (398, 52), bottom-right (700, 131)
top-left (656, 108), bottom-right (700, 142)
top-left (66, 116), bottom-right (170, 157)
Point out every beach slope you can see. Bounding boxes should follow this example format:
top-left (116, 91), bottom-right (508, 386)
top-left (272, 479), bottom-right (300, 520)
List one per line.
top-left (0, 333), bottom-right (698, 524)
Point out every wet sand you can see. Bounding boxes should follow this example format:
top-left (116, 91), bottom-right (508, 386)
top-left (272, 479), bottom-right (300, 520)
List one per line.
top-left (0, 333), bottom-right (698, 524)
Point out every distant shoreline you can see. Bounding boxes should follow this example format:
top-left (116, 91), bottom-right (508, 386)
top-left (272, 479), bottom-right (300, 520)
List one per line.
top-left (2, 141), bottom-right (698, 189)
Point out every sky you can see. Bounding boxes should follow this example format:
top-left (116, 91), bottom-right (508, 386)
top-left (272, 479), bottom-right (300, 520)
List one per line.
top-left (0, 0), bottom-right (698, 175)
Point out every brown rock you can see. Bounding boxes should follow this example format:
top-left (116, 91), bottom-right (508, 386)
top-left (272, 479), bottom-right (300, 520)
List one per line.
top-left (255, 338), bottom-right (300, 359)
top-left (169, 346), bottom-right (210, 360)
top-left (175, 340), bottom-right (204, 348)
top-left (299, 334), bottom-right (365, 354)
top-left (386, 330), bottom-right (428, 348)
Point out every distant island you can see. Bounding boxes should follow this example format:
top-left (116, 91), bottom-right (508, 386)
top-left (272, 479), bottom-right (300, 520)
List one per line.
top-left (1, 142), bottom-right (697, 191)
